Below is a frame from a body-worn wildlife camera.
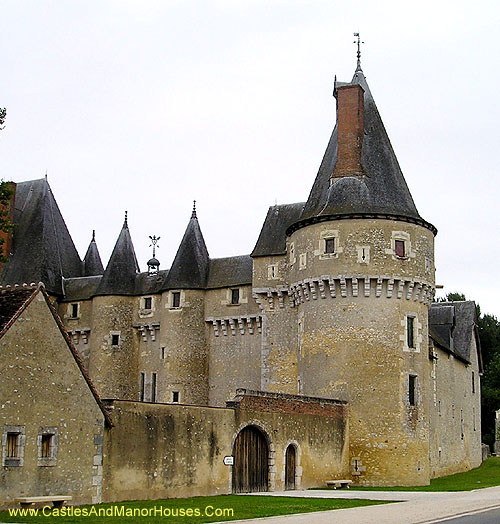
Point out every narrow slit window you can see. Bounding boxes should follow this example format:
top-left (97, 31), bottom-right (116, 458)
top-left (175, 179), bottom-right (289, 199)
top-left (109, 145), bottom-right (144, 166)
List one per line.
top-left (325, 238), bottom-right (335, 254)
top-left (111, 334), bottom-right (120, 346)
top-left (172, 292), bottom-right (180, 308)
top-left (409, 375), bottom-right (417, 406)
top-left (151, 373), bottom-right (157, 403)
top-left (172, 391), bottom-right (179, 403)
top-left (140, 372), bottom-right (145, 401)
top-left (472, 371), bottom-right (475, 394)
top-left (395, 240), bottom-right (405, 257)
top-left (70, 303), bottom-right (79, 318)
top-left (407, 316), bottom-right (415, 348)
top-left (231, 288), bottom-right (240, 305)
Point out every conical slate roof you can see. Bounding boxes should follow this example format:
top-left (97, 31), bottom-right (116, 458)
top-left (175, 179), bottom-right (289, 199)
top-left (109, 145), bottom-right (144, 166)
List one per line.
top-left (295, 67), bottom-right (436, 235)
top-left (82, 231), bottom-right (104, 276)
top-left (96, 215), bottom-right (139, 296)
top-left (0, 178), bottom-right (82, 295)
top-left (163, 204), bottom-right (209, 290)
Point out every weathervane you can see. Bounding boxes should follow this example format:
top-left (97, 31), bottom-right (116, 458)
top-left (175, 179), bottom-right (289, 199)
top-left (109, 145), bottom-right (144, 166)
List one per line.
top-left (149, 235), bottom-right (160, 258)
top-left (353, 32), bottom-right (364, 72)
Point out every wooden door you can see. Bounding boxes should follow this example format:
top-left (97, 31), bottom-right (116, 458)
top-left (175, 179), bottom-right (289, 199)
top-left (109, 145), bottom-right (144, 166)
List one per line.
top-left (232, 426), bottom-right (269, 493)
top-left (285, 445), bottom-right (296, 490)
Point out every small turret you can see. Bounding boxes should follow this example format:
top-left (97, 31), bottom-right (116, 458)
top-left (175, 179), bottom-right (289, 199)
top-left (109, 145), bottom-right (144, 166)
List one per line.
top-left (95, 212), bottom-right (139, 295)
top-left (147, 235), bottom-right (160, 276)
top-left (82, 230), bottom-right (104, 276)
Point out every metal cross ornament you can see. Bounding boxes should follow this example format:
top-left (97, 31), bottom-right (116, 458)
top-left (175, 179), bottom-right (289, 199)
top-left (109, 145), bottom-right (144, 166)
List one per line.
top-left (149, 235), bottom-right (160, 258)
top-left (353, 32), bottom-right (365, 71)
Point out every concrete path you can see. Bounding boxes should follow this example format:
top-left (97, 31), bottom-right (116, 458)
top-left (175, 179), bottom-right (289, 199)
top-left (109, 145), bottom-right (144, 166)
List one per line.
top-left (219, 487), bottom-right (500, 524)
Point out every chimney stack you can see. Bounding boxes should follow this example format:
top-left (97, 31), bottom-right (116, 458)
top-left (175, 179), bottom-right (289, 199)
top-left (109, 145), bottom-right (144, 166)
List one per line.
top-left (332, 84), bottom-right (365, 178)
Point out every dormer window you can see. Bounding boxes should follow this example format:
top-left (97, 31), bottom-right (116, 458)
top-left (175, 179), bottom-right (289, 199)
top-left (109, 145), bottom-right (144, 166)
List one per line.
top-left (395, 240), bottom-right (405, 258)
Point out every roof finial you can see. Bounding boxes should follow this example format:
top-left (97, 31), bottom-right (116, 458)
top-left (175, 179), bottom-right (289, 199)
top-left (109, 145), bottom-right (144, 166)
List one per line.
top-left (353, 32), bottom-right (364, 72)
top-left (45, 170), bottom-right (48, 181)
top-left (149, 235), bottom-right (160, 258)
top-left (124, 210), bottom-right (128, 228)
top-left (92, 229), bottom-right (96, 242)
top-left (191, 200), bottom-right (197, 219)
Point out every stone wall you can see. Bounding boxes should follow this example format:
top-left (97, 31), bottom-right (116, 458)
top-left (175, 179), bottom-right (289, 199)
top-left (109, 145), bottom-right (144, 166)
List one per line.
top-left (102, 391), bottom-right (348, 502)
top-left (0, 292), bottom-right (105, 507)
top-left (429, 337), bottom-right (482, 477)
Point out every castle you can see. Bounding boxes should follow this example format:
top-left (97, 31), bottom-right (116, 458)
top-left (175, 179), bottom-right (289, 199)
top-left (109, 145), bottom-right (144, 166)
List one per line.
top-left (0, 57), bottom-right (482, 505)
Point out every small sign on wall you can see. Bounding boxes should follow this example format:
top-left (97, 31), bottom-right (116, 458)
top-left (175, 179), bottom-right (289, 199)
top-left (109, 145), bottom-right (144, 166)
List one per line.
top-left (223, 456), bottom-right (234, 466)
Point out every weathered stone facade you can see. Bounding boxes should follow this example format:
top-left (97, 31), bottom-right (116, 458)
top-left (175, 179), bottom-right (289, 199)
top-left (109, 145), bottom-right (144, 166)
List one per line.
top-left (1, 57), bottom-right (484, 499)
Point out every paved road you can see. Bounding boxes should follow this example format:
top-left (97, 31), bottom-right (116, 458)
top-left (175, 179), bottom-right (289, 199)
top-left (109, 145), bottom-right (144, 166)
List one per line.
top-left (216, 487), bottom-right (500, 524)
top-left (430, 507), bottom-right (500, 523)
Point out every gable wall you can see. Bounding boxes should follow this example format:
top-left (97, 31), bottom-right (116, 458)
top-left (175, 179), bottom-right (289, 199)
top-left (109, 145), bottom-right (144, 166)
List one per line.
top-left (0, 293), bottom-right (105, 507)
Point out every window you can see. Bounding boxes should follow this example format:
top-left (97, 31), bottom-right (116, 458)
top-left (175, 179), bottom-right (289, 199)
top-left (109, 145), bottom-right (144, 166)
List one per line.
top-left (2, 426), bottom-right (25, 466)
top-left (299, 253), bottom-right (307, 269)
top-left (289, 242), bottom-right (295, 264)
top-left (111, 334), bottom-right (120, 346)
top-left (172, 391), bottom-right (179, 403)
top-left (143, 297), bottom-right (152, 310)
top-left (460, 409), bottom-right (464, 440)
top-left (325, 238), bottom-right (335, 254)
top-left (38, 428), bottom-right (58, 466)
top-left (172, 292), bottom-right (181, 308)
top-left (268, 264), bottom-right (278, 280)
top-left (140, 372), bottom-right (145, 401)
top-left (231, 288), bottom-right (240, 305)
top-left (151, 373), bottom-right (157, 403)
top-left (161, 346), bottom-right (166, 360)
top-left (395, 239), bottom-right (406, 258)
top-left (409, 375), bottom-right (417, 406)
top-left (472, 371), bottom-right (475, 394)
top-left (6, 433), bottom-right (19, 458)
top-left (70, 303), bottom-right (79, 318)
top-left (407, 316), bottom-right (415, 349)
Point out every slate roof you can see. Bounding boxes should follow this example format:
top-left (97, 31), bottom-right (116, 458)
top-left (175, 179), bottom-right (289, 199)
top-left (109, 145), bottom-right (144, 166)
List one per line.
top-left (251, 203), bottom-right (305, 257)
top-left (207, 255), bottom-right (253, 289)
top-left (162, 208), bottom-right (209, 290)
top-left (0, 283), bottom-right (112, 426)
top-left (292, 68), bottom-right (436, 235)
top-left (95, 216), bottom-right (139, 296)
top-left (62, 275), bottom-right (103, 302)
top-left (429, 301), bottom-right (480, 366)
top-left (82, 231), bottom-right (104, 276)
top-left (1, 178), bottom-right (82, 295)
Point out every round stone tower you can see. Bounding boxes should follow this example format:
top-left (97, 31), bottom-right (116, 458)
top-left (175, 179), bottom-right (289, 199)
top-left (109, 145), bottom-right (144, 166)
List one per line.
top-left (285, 65), bottom-right (437, 486)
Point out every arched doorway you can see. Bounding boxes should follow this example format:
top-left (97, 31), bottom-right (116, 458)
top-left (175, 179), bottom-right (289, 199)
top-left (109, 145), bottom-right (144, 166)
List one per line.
top-left (232, 426), bottom-right (269, 493)
top-left (285, 444), bottom-right (296, 490)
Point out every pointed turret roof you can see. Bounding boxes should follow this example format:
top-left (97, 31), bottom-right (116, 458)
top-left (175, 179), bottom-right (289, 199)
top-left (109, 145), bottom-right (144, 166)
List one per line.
top-left (83, 230), bottom-right (104, 276)
top-left (293, 66), bottom-right (436, 235)
top-left (0, 178), bottom-right (82, 295)
top-left (163, 202), bottom-right (209, 290)
top-left (96, 213), bottom-right (139, 296)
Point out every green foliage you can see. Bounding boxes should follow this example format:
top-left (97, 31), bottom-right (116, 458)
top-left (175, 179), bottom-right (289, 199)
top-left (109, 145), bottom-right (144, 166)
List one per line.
top-left (436, 292), bottom-right (467, 302)
top-left (0, 107), bottom-right (5, 130)
top-left (0, 180), bottom-right (14, 264)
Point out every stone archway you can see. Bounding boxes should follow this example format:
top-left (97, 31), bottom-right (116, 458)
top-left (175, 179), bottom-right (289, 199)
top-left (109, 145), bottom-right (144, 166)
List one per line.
top-left (232, 425), bottom-right (269, 493)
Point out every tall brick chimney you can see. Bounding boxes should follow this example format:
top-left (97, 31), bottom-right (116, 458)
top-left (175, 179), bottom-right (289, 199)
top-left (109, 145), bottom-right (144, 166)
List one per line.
top-left (332, 84), bottom-right (365, 178)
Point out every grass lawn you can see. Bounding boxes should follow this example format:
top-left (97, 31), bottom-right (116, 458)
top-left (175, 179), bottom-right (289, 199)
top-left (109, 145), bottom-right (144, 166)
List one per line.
top-left (346, 457), bottom-right (500, 492)
top-left (0, 495), bottom-right (392, 523)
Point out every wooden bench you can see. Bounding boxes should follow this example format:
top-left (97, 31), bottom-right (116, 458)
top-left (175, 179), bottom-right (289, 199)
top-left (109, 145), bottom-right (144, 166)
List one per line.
top-left (16, 496), bottom-right (72, 509)
top-left (326, 479), bottom-right (352, 489)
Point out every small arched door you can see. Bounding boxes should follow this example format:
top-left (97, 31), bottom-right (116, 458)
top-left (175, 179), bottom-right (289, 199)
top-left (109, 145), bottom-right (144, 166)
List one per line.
top-left (232, 426), bottom-right (269, 493)
top-left (285, 445), bottom-right (296, 490)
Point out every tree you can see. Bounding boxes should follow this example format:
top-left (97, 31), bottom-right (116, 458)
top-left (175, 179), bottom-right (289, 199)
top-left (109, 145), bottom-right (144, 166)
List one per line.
top-left (0, 108), bottom-right (13, 263)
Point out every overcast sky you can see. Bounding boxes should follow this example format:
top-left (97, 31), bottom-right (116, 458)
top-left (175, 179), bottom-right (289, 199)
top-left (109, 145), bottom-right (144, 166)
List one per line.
top-left (1, 0), bottom-right (499, 317)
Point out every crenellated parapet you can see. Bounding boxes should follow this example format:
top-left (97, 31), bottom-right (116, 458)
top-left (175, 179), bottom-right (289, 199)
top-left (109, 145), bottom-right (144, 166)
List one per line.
top-left (253, 275), bottom-right (435, 310)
